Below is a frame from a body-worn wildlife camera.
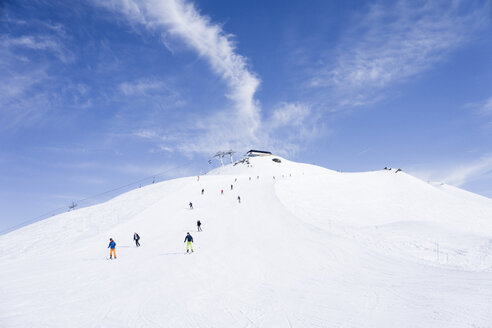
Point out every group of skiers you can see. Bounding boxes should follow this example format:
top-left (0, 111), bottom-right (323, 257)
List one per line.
top-left (108, 179), bottom-right (246, 259)
top-left (107, 232), bottom-right (141, 259)
top-left (107, 230), bottom-right (195, 259)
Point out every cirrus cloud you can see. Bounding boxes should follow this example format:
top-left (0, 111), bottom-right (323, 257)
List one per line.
top-left (99, 0), bottom-right (262, 150)
top-left (310, 0), bottom-right (488, 108)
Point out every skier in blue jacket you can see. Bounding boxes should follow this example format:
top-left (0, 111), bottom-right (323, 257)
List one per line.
top-left (108, 238), bottom-right (117, 259)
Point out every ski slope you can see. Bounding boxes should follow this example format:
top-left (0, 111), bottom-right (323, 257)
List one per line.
top-left (1, 156), bottom-right (492, 327)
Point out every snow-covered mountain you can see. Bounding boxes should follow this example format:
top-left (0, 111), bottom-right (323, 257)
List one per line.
top-left (1, 155), bottom-right (492, 327)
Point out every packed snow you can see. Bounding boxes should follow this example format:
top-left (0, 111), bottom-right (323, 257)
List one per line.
top-left (1, 155), bottom-right (491, 327)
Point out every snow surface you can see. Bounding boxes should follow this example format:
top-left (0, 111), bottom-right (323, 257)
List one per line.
top-left (1, 156), bottom-right (492, 327)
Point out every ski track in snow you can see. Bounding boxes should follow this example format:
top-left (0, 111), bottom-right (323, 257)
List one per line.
top-left (1, 156), bottom-right (492, 327)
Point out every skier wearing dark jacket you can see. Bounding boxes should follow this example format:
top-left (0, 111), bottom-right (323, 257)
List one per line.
top-left (184, 232), bottom-right (194, 253)
top-left (197, 220), bottom-right (202, 232)
top-left (133, 232), bottom-right (140, 247)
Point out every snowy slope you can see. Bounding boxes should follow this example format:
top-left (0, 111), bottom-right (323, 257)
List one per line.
top-left (1, 156), bottom-right (492, 327)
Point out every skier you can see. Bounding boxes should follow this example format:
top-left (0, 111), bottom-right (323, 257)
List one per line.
top-left (201, 188), bottom-right (204, 195)
top-left (133, 232), bottom-right (140, 247)
top-left (197, 220), bottom-right (202, 232)
top-left (230, 184), bottom-right (233, 190)
top-left (184, 232), bottom-right (194, 253)
top-left (108, 238), bottom-right (117, 259)
top-left (189, 202), bottom-right (193, 209)
top-left (395, 168), bottom-right (402, 173)
top-left (221, 189), bottom-right (223, 195)
top-left (237, 196), bottom-right (241, 203)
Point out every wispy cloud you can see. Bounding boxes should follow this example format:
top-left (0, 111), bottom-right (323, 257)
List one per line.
top-left (478, 97), bottom-right (492, 115)
top-left (0, 67), bottom-right (47, 99)
top-left (97, 0), bottom-right (324, 157)
top-left (132, 129), bottom-right (160, 139)
top-left (410, 155), bottom-right (492, 188)
top-left (310, 0), bottom-right (487, 108)
top-left (0, 66), bottom-right (52, 128)
top-left (269, 102), bottom-right (311, 129)
top-left (0, 62), bottom-right (89, 129)
top-left (442, 155), bottom-right (492, 187)
top-left (119, 79), bottom-right (166, 96)
top-left (1, 35), bottom-right (72, 63)
top-left (100, 0), bottom-right (262, 150)
top-left (0, 17), bottom-right (73, 63)
top-left (464, 95), bottom-right (492, 130)
top-left (0, 18), bottom-right (79, 129)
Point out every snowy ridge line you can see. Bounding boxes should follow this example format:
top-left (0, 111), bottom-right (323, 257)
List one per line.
top-left (0, 163), bottom-right (195, 236)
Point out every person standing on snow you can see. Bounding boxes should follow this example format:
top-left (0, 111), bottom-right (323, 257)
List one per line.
top-left (197, 220), bottom-right (202, 232)
top-left (108, 238), bottom-right (117, 259)
top-left (201, 188), bottom-right (204, 195)
top-left (184, 232), bottom-right (194, 253)
top-left (237, 196), bottom-right (241, 203)
top-left (230, 184), bottom-right (233, 190)
top-left (189, 202), bottom-right (193, 209)
top-left (133, 232), bottom-right (140, 247)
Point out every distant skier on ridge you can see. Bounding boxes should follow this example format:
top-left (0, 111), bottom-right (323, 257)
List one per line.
top-left (184, 232), bottom-right (194, 253)
top-left (133, 232), bottom-right (140, 247)
top-left (108, 238), bottom-right (117, 259)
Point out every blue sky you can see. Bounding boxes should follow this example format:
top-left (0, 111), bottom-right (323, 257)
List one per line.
top-left (1, 0), bottom-right (491, 232)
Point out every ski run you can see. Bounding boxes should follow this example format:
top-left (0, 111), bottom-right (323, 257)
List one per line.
top-left (1, 155), bottom-right (492, 327)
